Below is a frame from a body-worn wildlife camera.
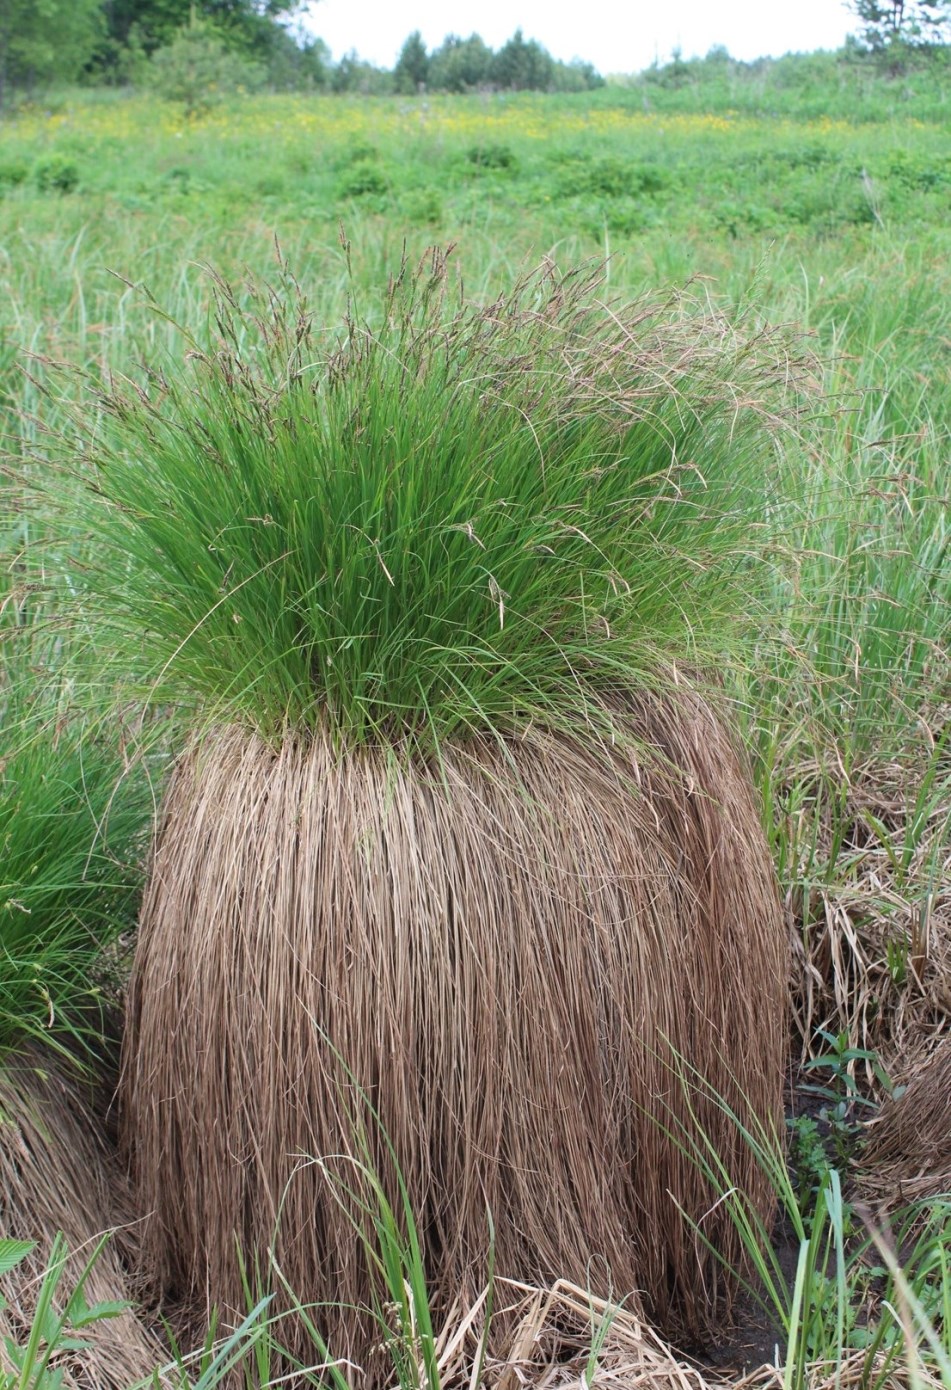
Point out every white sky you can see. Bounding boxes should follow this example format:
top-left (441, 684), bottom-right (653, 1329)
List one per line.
top-left (298, 0), bottom-right (858, 75)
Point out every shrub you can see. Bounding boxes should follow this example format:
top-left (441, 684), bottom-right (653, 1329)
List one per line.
top-left (31, 155), bottom-right (80, 194)
top-left (553, 154), bottom-right (669, 200)
top-left (148, 19), bottom-right (264, 117)
top-left (337, 157), bottom-right (387, 198)
top-left (466, 141), bottom-right (517, 170)
top-left (0, 158), bottom-right (29, 192)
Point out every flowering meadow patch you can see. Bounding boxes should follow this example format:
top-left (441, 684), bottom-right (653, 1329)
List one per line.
top-left (2, 90), bottom-right (947, 251)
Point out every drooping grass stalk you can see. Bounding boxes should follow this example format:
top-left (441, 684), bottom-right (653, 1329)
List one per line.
top-left (44, 252), bottom-right (813, 750)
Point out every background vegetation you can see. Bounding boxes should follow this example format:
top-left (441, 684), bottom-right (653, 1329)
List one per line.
top-left (1, 0), bottom-right (950, 102)
top-left (0, 19), bottom-right (948, 1388)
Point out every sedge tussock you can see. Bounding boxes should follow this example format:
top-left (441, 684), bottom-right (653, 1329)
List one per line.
top-left (123, 684), bottom-right (788, 1370)
top-left (0, 531), bottom-right (163, 1384)
top-left (0, 1046), bottom-right (163, 1388)
top-left (861, 1038), bottom-right (951, 1208)
top-left (36, 250), bottom-right (808, 1373)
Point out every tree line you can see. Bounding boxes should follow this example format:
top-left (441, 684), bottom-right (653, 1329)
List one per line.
top-left (0, 0), bottom-right (947, 107)
top-left (390, 30), bottom-right (603, 94)
top-left (0, 2), bottom-right (603, 106)
top-left (0, 1), bottom-right (321, 103)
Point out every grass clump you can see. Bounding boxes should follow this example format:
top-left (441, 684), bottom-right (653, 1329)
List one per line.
top-left (41, 248), bottom-right (808, 1365)
top-left (0, 554), bottom-right (151, 1061)
top-left (51, 249), bottom-right (813, 748)
top-left (0, 552), bottom-right (163, 1388)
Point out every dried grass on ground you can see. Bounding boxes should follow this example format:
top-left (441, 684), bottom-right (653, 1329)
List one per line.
top-left (783, 754), bottom-right (951, 1073)
top-left (0, 1045), bottom-right (163, 1388)
top-left (353, 1276), bottom-right (932, 1390)
top-left (861, 1035), bottom-right (951, 1208)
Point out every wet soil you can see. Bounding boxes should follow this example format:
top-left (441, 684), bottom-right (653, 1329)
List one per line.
top-left (692, 1066), bottom-right (868, 1377)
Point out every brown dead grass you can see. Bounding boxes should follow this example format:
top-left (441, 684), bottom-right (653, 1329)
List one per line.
top-left (122, 683), bottom-right (788, 1379)
top-left (339, 1277), bottom-right (929, 1390)
top-left (0, 1045), bottom-right (163, 1388)
top-left (428, 1277), bottom-right (723, 1390)
top-left (860, 1035), bottom-right (951, 1207)
top-left (785, 761), bottom-right (951, 1076)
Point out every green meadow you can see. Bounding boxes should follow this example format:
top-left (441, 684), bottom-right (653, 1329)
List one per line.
top-left (1, 60), bottom-right (949, 1387)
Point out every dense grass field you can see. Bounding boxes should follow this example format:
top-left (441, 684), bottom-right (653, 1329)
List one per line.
top-left (1, 71), bottom-right (949, 1387)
